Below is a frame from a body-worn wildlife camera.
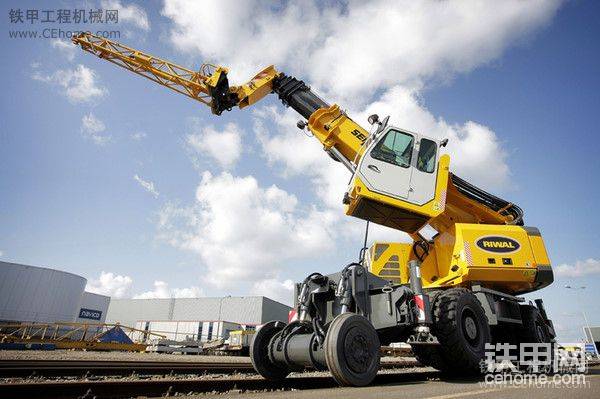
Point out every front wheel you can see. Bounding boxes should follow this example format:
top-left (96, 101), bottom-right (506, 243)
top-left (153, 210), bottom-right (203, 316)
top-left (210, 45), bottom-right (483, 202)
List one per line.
top-left (325, 313), bottom-right (380, 386)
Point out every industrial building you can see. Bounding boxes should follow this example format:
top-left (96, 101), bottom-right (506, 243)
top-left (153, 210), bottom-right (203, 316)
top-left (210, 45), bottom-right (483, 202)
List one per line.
top-left (0, 260), bottom-right (292, 344)
top-left (106, 297), bottom-right (291, 342)
top-left (0, 261), bottom-right (110, 324)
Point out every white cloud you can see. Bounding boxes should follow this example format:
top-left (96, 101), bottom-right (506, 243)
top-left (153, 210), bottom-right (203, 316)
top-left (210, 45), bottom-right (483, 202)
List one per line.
top-left (555, 258), bottom-right (600, 278)
top-left (158, 171), bottom-right (335, 289)
top-left (51, 39), bottom-right (76, 61)
top-left (133, 174), bottom-right (159, 198)
top-left (131, 131), bottom-right (147, 141)
top-left (33, 64), bottom-right (107, 103)
top-left (81, 113), bottom-right (112, 145)
top-left (253, 106), bottom-right (349, 210)
top-left (133, 281), bottom-right (204, 299)
top-left (162, 0), bottom-right (561, 101)
top-left (0, 250), bottom-right (3, 257)
top-left (101, 0), bottom-right (150, 31)
top-left (250, 278), bottom-right (295, 306)
top-left (86, 271), bottom-right (133, 298)
top-left (186, 122), bottom-right (243, 169)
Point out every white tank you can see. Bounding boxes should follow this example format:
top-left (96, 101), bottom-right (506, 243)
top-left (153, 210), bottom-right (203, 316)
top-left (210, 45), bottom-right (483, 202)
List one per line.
top-left (0, 261), bottom-right (87, 323)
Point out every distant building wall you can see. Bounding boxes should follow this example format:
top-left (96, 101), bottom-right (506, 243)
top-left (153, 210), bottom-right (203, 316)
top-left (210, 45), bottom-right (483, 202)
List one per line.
top-left (0, 261), bottom-right (87, 323)
top-left (75, 291), bottom-right (111, 324)
top-left (0, 261), bottom-right (110, 325)
top-left (136, 320), bottom-right (241, 342)
top-left (106, 296), bottom-right (291, 337)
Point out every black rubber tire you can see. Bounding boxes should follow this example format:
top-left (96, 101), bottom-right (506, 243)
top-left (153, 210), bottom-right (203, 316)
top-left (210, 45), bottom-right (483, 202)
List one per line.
top-left (432, 288), bottom-right (491, 375)
top-left (325, 313), bottom-right (380, 387)
top-left (519, 305), bottom-right (552, 344)
top-left (517, 305), bottom-right (553, 373)
top-left (250, 321), bottom-right (289, 381)
top-left (411, 345), bottom-right (447, 370)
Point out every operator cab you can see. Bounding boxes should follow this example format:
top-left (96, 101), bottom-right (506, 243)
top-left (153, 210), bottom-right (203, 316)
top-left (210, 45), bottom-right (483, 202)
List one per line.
top-left (357, 121), bottom-right (443, 206)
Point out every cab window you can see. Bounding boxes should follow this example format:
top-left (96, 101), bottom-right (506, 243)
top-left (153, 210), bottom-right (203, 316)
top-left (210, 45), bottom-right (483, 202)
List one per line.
top-left (371, 129), bottom-right (413, 168)
top-left (417, 138), bottom-right (437, 173)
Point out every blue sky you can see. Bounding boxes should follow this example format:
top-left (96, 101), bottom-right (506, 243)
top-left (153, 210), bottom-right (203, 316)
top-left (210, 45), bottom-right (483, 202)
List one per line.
top-left (0, 0), bottom-right (598, 342)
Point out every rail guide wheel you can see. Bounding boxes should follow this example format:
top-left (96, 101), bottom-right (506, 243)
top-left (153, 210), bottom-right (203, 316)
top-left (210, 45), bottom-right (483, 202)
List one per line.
top-left (250, 321), bottom-right (290, 381)
top-left (325, 313), bottom-right (380, 386)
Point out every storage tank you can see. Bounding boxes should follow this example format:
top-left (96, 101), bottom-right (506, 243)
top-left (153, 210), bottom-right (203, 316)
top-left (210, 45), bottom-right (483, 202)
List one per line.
top-left (0, 261), bottom-right (87, 323)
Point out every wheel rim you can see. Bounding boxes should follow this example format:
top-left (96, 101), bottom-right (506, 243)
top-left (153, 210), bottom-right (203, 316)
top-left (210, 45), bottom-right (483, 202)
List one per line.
top-left (461, 308), bottom-right (480, 345)
top-left (343, 326), bottom-right (373, 374)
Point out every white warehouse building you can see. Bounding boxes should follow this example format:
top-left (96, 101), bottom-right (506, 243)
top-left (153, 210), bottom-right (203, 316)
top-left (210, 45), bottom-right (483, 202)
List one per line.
top-left (0, 261), bottom-right (292, 343)
top-left (0, 261), bottom-right (110, 324)
top-left (106, 297), bottom-right (292, 342)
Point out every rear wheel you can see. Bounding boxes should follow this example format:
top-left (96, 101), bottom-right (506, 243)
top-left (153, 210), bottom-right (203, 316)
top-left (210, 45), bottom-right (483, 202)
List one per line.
top-left (325, 313), bottom-right (380, 386)
top-left (519, 306), bottom-right (552, 344)
top-left (250, 321), bottom-right (289, 381)
top-left (432, 288), bottom-right (491, 375)
top-left (517, 305), bottom-right (553, 373)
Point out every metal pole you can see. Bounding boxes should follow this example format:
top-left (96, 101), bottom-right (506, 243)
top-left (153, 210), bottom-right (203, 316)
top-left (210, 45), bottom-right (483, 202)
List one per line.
top-left (565, 286), bottom-right (599, 359)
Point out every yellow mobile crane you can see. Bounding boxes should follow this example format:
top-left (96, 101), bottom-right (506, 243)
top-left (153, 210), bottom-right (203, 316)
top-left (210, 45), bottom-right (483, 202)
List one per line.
top-left (74, 33), bottom-right (555, 386)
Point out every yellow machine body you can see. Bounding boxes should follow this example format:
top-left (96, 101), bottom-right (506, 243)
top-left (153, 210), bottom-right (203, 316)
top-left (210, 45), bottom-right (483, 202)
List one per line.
top-left (367, 223), bottom-right (552, 295)
top-left (73, 33), bottom-right (553, 298)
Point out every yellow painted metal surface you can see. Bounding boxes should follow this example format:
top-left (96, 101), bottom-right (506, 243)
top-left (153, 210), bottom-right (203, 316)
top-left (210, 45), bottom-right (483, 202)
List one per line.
top-left (367, 224), bottom-right (552, 295)
top-left (367, 243), bottom-right (412, 284)
top-left (344, 155), bottom-right (450, 233)
top-left (72, 33), bottom-right (279, 115)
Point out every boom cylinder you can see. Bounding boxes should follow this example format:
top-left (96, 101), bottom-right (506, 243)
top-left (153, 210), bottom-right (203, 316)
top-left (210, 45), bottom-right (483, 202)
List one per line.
top-left (272, 74), bottom-right (329, 119)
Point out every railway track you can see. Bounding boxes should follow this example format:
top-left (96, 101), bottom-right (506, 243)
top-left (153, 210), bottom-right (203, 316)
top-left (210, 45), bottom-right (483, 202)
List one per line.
top-left (0, 358), bottom-right (418, 378)
top-left (0, 359), bottom-right (254, 378)
top-left (0, 370), bottom-right (440, 399)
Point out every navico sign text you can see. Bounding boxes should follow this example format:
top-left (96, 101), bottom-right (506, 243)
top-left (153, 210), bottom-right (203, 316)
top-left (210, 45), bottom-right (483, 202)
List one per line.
top-left (475, 236), bottom-right (520, 254)
top-left (79, 308), bottom-right (102, 320)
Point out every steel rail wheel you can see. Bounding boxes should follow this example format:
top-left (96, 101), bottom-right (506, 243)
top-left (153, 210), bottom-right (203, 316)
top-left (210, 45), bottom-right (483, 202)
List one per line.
top-left (325, 313), bottom-right (380, 386)
top-left (250, 321), bottom-right (290, 381)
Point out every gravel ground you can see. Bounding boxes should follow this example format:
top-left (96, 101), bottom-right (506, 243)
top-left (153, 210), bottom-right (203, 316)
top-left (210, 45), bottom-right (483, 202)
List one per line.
top-left (0, 350), bottom-right (251, 363)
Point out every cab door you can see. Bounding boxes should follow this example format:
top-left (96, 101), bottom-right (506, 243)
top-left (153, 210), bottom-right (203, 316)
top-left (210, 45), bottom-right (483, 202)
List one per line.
top-left (408, 137), bottom-right (438, 205)
top-left (358, 128), bottom-right (414, 200)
